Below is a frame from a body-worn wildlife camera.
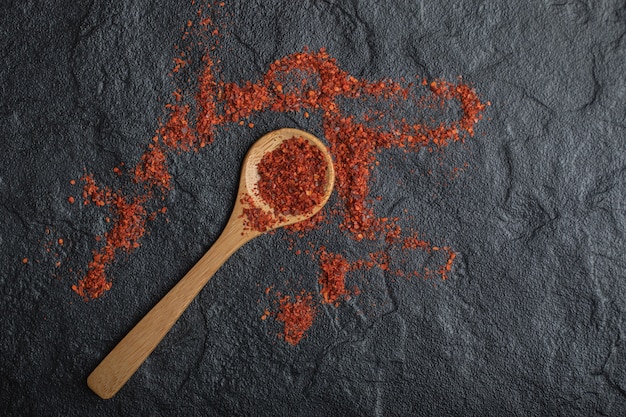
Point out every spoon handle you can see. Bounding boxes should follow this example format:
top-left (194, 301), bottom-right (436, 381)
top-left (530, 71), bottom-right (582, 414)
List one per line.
top-left (87, 215), bottom-right (251, 399)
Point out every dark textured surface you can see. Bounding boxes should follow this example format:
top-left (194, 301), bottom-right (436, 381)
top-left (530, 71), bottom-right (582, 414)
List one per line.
top-left (1, 1), bottom-right (625, 416)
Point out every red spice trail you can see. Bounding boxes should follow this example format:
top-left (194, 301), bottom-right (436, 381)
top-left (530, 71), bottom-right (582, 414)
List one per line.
top-left (240, 193), bottom-right (277, 233)
top-left (73, 175), bottom-right (148, 300)
top-left (318, 249), bottom-right (350, 305)
top-left (215, 49), bottom-right (486, 240)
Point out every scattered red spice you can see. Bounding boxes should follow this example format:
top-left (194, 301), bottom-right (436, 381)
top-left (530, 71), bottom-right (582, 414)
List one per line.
top-left (240, 193), bottom-right (277, 232)
top-left (73, 174), bottom-right (149, 299)
top-left (318, 249), bottom-right (350, 305)
top-left (402, 233), bottom-right (432, 251)
top-left (256, 136), bottom-right (328, 216)
top-left (67, 2), bottom-right (487, 350)
top-left (81, 173), bottom-right (109, 207)
top-left (172, 56), bottom-right (189, 74)
top-left (134, 140), bottom-right (171, 190)
top-left (160, 103), bottom-right (197, 151)
top-left (276, 292), bottom-right (316, 345)
top-left (22, 258), bottom-right (28, 264)
top-left (195, 55), bottom-right (220, 145)
top-left (68, 196), bottom-right (75, 204)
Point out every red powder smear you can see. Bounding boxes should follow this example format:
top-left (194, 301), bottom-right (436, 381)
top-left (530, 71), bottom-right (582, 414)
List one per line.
top-left (276, 292), bottom-right (316, 345)
top-left (81, 173), bottom-right (110, 207)
top-left (398, 234), bottom-right (457, 280)
top-left (70, 5), bottom-right (222, 299)
top-left (402, 233), bottom-right (432, 251)
top-left (256, 136), bottom-right (328, 216)
top-left (318, 249), bottom-right (350, 305)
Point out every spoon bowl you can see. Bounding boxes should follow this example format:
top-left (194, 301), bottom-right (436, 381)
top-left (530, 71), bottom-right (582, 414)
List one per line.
top-left (88, 128), bottom-right (334, 399)
top-left (239, 128), bottom-right (334, 228)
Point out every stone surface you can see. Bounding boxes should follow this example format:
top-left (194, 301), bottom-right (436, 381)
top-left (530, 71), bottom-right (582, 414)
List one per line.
top-left (1, 0), bottom-right (625, 416)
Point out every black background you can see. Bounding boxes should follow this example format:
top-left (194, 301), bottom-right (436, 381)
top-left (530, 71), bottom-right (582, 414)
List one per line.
top-left (1, 1), bottom-right (625, 416)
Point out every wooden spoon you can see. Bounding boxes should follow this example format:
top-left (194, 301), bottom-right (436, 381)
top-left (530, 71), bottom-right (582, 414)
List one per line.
top-left (88, 128), bottom-right (335, 399)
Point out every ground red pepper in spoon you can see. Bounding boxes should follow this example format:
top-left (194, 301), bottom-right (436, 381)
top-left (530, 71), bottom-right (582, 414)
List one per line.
top-left (256, 136), bottom-right (328, 217)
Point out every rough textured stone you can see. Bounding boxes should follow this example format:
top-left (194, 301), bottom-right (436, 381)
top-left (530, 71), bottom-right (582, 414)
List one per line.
top-left (1, 0), bottom-right (624, 415)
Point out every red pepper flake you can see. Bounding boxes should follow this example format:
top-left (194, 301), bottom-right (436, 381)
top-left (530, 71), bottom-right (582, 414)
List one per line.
top-left (160, 104), bottom-right (197, 151)
top-left (276, 292), bottom-right (316, 345)
top-left (73, 192), bottom-right (148, 300)
top-left (66, 4), bottom-right (487, 327)
top-left (240, 193), bottom-right (277, 232)
top-left (195, 55), bottom-right (220, 146)
top-left (318, 249), bottom-right (350, 305)
top-left (134, 142), bottom-right (171, 190)
top-left (67, 196), bottom-right (75, 204)
top-left (256, 136), bottom-right (328, 217)
top-left (22, 258), bottom-right (28, 264)
top-left (172, 56), bottom-right (189, 74)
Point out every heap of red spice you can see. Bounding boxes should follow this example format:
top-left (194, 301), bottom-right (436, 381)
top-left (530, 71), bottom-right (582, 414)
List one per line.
top-left (256, 136), bottom-right (328, 217)
top-left (275, 293), bottom-right (316, 345)
top-left (318, 249), bottom-right (350, 305)
top-left (240, 136), bottom-right (328, 233)
top-left (68, 2), bottom-right (488, 345)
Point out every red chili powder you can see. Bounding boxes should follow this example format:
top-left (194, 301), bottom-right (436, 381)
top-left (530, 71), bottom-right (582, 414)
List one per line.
top-left (72, 174), bottom-right (148, 300)
top-left (212, 48), bottom-right (486, 241)
top-left (240, 193), bottom-right (277, 232)
top-left (318, 249), bottom-right (350, 305)
top-left (240, 136), bottom-right (328, 233)
top-left (69, 1), bottom-right (487, 350)
top-left (275, 292), bottom-right (316, 345)
top-left (134, 139), bottom-right (171, 190)
top-left (256, 136), bottom-right (328, 216)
